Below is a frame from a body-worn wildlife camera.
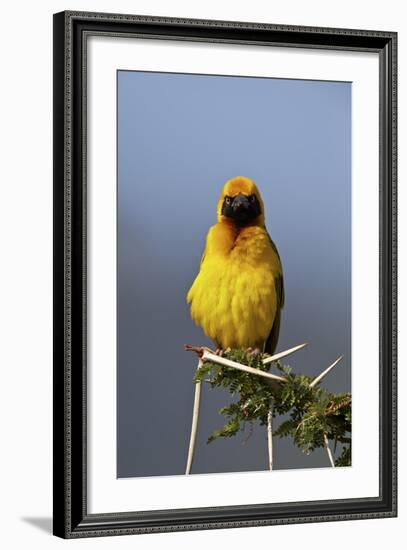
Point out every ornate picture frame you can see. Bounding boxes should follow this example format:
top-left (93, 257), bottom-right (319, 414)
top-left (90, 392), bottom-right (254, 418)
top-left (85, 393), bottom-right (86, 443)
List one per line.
top-left (53, 11), bottom-right (397, 538)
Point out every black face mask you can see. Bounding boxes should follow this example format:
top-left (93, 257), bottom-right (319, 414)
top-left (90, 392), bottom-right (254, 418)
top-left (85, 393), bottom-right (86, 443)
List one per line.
top-left (221, 194), bottom-right (261, 226)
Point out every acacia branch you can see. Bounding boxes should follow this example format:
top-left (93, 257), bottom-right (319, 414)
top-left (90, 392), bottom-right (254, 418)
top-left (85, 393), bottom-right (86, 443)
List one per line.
top-left (185, 343), bottom-right (308, 383)
top-left (185, 345), bottom-right (349, 470)
top-left (201, 349), bottom-right (287, 383)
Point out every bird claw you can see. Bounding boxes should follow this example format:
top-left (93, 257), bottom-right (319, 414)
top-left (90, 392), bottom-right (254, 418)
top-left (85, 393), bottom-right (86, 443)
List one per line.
top-left (246, 347), bottom-right (261, 358)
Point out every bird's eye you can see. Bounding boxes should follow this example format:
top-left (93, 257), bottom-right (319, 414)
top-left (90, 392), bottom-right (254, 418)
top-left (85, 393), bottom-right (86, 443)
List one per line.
top-left (225, 197), bottom-right (231, 205)
top-left (250, 195), bottom-right (256, 203)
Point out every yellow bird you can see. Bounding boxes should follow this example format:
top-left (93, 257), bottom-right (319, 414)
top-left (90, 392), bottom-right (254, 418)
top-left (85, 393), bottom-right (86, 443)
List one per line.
top-left (187, 176), bottom-right (284, 354)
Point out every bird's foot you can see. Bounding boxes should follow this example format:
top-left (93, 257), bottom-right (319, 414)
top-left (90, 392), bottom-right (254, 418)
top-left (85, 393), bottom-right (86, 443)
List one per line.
top-left (246, 347), bottom-right (262, 358)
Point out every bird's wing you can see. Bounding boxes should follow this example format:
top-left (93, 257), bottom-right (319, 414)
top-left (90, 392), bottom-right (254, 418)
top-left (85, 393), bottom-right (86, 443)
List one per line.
top-left (264, 234), bottom-right (284, 355)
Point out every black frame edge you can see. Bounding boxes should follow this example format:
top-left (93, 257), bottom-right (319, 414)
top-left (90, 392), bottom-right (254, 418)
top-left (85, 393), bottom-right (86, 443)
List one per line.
top-left (379, 33), bottom-right (398, 518)
top-left (53, 10), bottom-right (67, 539)
top-left (57, 9), bottom-right (397, 39)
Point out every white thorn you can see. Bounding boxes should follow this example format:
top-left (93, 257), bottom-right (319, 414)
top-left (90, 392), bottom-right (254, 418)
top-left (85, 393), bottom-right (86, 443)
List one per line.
top-left (202, 350), bottom-right (286, 383)
top-left (262, 343), bottom-right (308, 365)
top-left (309, 356), bottom-right (343, 388)
top-left (267, 404), bottom-right (274, 471)
top-left (324, 433), bottom-right (335, 467)
top-left (185, 360), bottom-right (203, 475)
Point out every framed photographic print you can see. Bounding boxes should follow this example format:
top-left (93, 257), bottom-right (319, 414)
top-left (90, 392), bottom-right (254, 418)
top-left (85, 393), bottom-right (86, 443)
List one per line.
top-left (53, 10), bottom-right (397, 538)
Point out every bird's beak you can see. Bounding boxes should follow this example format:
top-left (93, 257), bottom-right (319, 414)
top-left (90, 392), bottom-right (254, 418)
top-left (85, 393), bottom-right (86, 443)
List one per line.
top-left (228, 194), bottom-right (254, 225)
top-left (221, 193), bottom-right (260, 226)
top-left (232, 194), bottom-right (250, 211)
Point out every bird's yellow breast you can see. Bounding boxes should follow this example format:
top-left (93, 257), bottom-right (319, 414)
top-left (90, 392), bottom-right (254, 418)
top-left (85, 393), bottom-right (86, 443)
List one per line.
top-left (187, 222), bottom-right (280, 349)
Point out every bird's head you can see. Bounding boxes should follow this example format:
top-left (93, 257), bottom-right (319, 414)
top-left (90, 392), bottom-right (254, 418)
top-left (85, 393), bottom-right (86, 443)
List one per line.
top-left (217, 176), bottom-right (265, 227)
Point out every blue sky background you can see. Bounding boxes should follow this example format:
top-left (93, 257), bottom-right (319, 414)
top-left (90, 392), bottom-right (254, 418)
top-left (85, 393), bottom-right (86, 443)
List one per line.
top-left (117, 70), bottom-right (351, 478)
